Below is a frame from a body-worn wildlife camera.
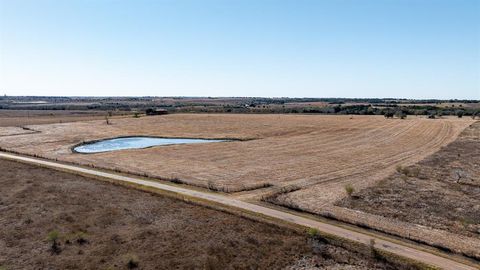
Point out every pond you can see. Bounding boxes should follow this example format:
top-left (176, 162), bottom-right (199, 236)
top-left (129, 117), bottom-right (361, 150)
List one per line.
top-left (73, 136), bottom-right (227, 153)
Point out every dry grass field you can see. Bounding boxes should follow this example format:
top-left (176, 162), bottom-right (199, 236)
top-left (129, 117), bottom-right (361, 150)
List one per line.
top-left (0, 110), bottom-right (130, 127)
top-left (0, 159), bottom-right (417, 270)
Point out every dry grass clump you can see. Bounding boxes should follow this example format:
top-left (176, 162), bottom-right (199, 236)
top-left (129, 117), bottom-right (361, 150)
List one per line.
top-left (344, 184), bottom-right (355, 197)
top-left (396, 165), bottom-right (420, 178)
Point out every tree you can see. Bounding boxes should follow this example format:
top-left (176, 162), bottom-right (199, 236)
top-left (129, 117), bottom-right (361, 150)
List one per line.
top-left (384, 111), bottom-right (394, 118)
top-left (395, 110), bottom-right (407, 119)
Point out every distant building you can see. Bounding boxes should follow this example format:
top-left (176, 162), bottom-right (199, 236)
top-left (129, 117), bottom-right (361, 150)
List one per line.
top-left (146, 108), bottom-right (168, 116)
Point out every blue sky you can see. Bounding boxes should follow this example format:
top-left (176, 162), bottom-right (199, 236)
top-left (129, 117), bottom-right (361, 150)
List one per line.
top-left (0, 0), bottom-right (479, 99)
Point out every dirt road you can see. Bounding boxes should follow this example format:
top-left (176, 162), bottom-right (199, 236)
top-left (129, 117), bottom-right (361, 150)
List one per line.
top-left (0, 152), bottom-right (477, 270)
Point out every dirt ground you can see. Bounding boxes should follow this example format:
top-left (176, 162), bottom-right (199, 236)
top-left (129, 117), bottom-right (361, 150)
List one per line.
top-left (338, 122), bottom-right (480, 238)
top-left (0, 114), bottom-right (472, 195)
top-left (0, 159), bottom-right (411, 270)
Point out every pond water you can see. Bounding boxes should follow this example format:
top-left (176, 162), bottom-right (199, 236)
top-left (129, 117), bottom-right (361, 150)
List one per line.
top-left (74, 137), bottom-right (227, 153)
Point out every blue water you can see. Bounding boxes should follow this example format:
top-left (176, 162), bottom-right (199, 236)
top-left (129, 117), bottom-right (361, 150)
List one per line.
top-left (74, 137), bottom-right (226, 153)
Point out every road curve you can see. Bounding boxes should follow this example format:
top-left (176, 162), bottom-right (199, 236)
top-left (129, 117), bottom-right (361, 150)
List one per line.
top-left (0, 152), bottom-right (477, 270)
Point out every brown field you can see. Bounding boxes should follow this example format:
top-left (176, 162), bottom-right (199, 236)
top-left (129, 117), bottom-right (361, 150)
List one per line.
top-left (335, 122), bottom-right (480, 256)
top-left (0, 159), bottom-right (414, 270)
top-left (0, 114), bottom-right (472, 194)
top-left (0, 110), bottom-right (131, 127)
top-left (0, 113), bottom-right (477, 261)
top-left (269, 121), bottom-right (480, 259)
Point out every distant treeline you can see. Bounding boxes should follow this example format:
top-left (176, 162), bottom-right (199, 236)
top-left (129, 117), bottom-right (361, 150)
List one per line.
top-left (172, 104), bottom-right (479, 117)
top-left (300, 105), bottom-right (478, 117)
top-left (1, 96), bottom-right (478, 117)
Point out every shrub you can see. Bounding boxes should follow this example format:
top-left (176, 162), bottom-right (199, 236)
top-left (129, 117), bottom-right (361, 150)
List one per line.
top-left (75, 232), bottom-right (88, 245)
top-left (207, 181), bottom-right (216, 191)
top-left (47, 230), bottom-right (61, 254)
top-left (369, 238), bottom-right (376, 249)
top-left (395, 110), bottom-right (407, 119)
top-left (345, 184), bottom-right (354, 196)
top-left (384, 111), bottom-right (394, 118)
top-left (126, 255), bottom-right (139, 269)
top-left (456, 110), bottom-right (464, 118)
top-left (307, 227), bottom-right (319, 237)
top-left (395, 165), bottom-right (403, 173)
top-left (409, 167), bottom-right (420, 177)
top-left (47, 230), bottom-right (59, 242)
top-left (170, 178), bottom-right (183, 184)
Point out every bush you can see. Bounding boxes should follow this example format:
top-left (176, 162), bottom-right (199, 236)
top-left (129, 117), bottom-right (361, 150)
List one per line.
top-left (207, 181), bottom-right (216, 190)
top-left (307, 227), bottom-right (319, 237)
top-left (47, 230), bottom-right (61, 254)
top-left (47, 230), bottom-right (59, 242)
top-left (396, 165), bottom-right (420, 177)
top-left (345, 184), bottom-right (354, 196)
top-left (75, 232), bottom-right (88, 245)
top-left (456, 110), bottom-right (464, 118)
top-left (395, 110), bottom-right (407, 119)
top-left (408, 167), bottom-right (420, 177)
top-left (384, 111), bottom-right (394, 118)
top-left (126, 255), bottom-right (139, 269)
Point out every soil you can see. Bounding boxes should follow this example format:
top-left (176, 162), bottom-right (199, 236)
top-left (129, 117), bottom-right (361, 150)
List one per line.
top-left (338, 122), bottom-right (480, 238)
top-left (0, 159), bottom-right (409, 270)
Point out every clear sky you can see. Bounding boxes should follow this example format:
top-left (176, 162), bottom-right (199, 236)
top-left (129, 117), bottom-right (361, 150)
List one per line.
top-left (0, 0), bottom-right (479, 99)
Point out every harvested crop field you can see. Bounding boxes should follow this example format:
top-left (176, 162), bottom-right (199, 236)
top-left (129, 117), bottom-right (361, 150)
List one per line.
top-left (0, 159), bottom-right (414, 270)
top-left (269, 121), bottom-right (480, 260)
top-left (334, 122), bottom-right (480, 258)
top-left (339, 121), bottom-right (480, 237)
top-left (0, 110), bottom-right (130, 127)
top-left (0, 114), bottom-right (472, 195)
